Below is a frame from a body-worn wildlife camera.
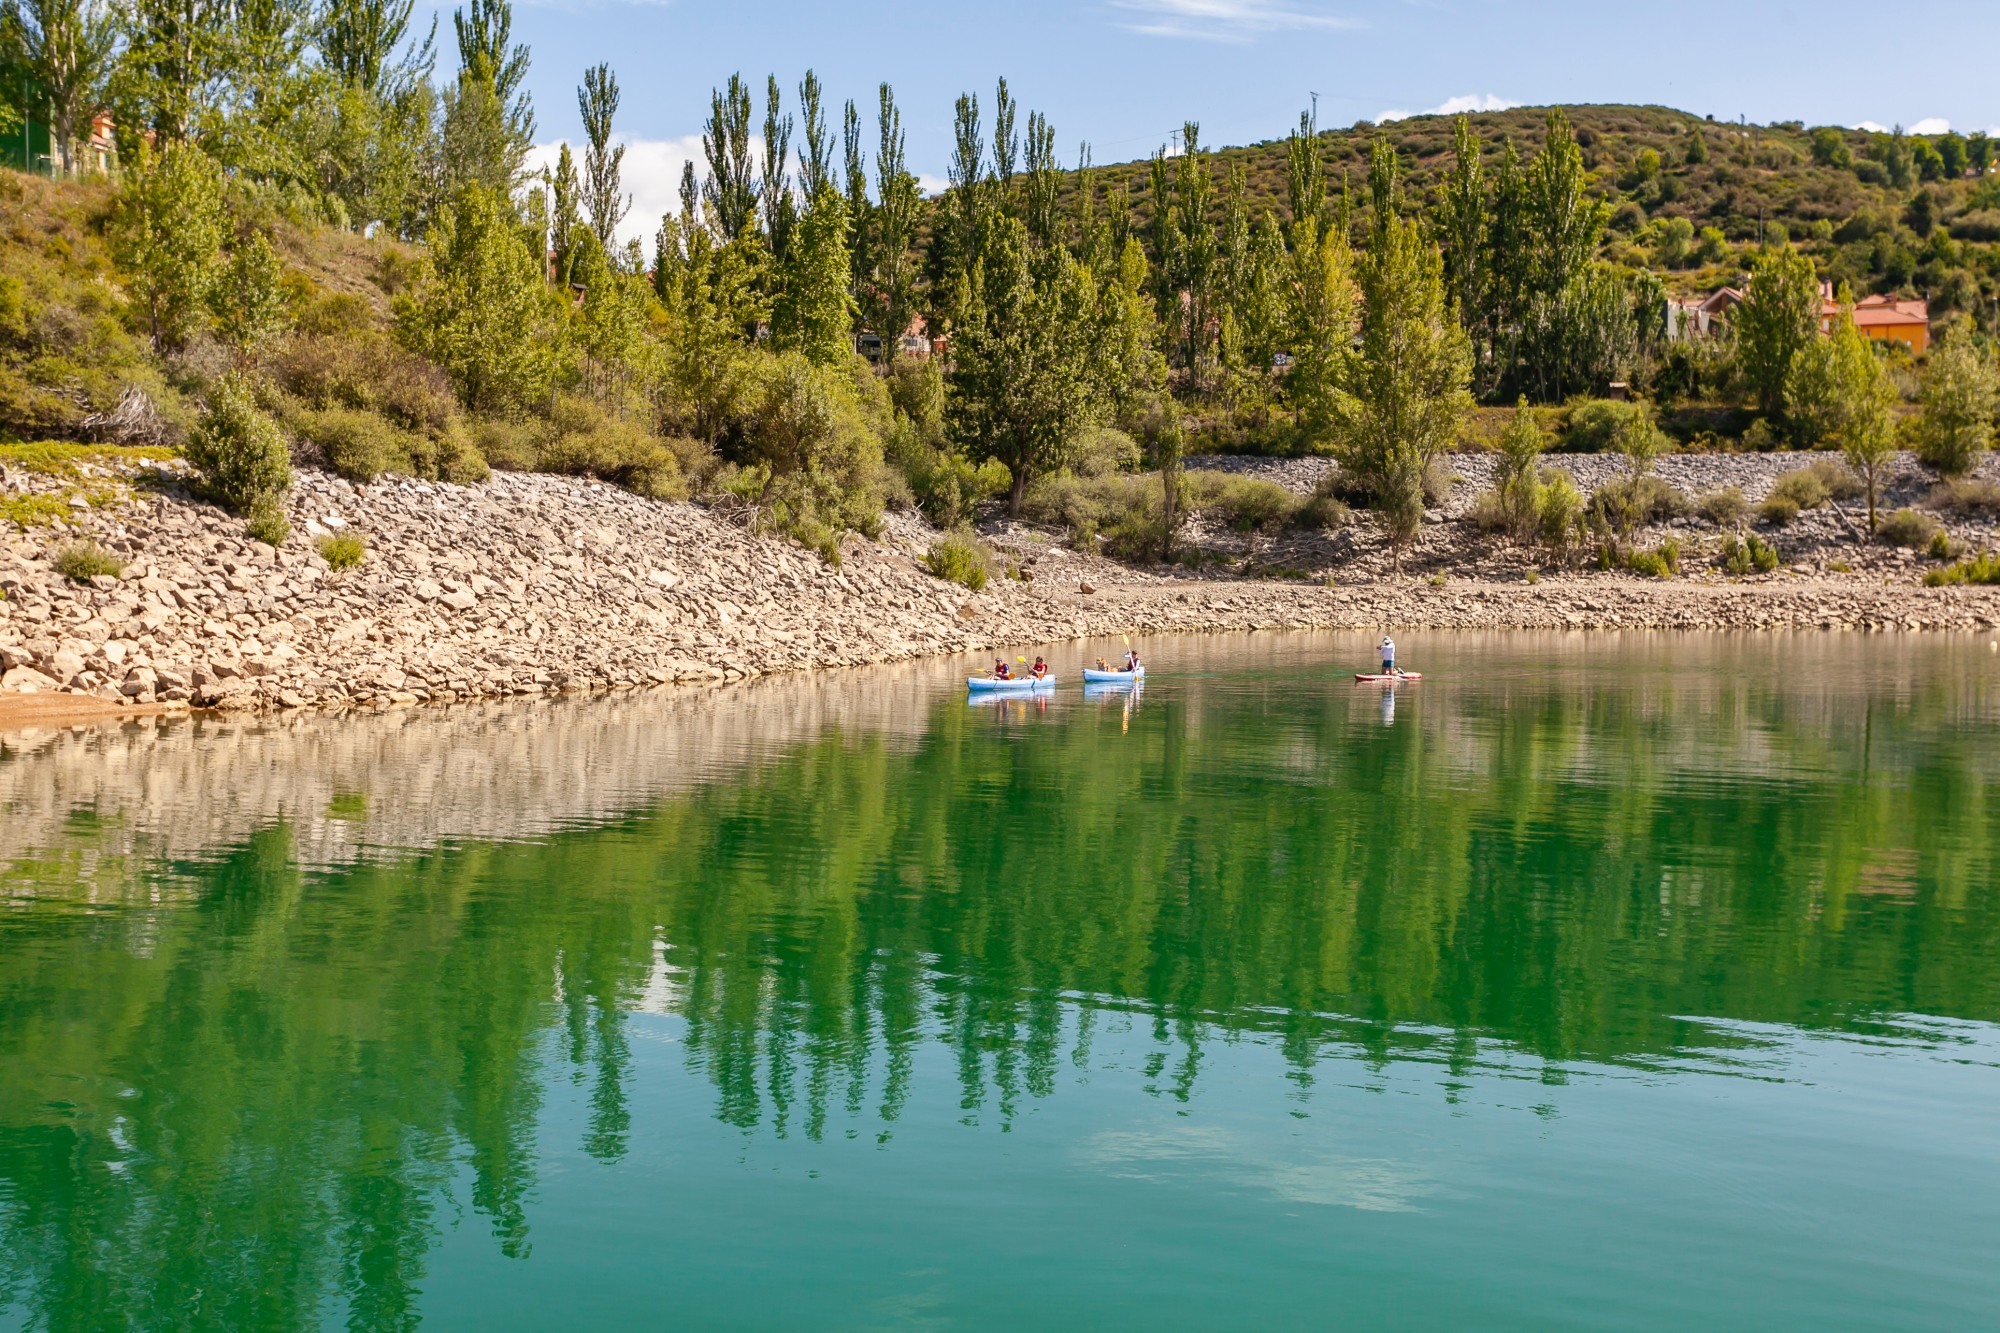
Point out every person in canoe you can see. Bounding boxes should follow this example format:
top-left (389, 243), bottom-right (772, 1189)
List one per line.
top-left (1378, 635), bottom-right (1399, 677)
top-left (1122, 649), bottom-right (1141, 673)
top-left (992, 658), bottom-right (1013, 680)
top-left (1030, 656), bottom-right (1050, 680)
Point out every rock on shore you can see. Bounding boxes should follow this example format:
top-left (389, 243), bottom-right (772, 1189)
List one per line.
top-left (4, 454), bottom-right (1998, 716)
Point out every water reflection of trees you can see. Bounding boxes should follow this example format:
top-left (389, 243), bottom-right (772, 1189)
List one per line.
top-left (2, 666), bottom-right (1997, 1328)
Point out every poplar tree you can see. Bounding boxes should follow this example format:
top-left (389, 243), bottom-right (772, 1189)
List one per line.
top-left (440, 0), bottom-right (533, 199)
top-left (1435, 116), bottom-right (1491, 390)
top-left (990, 76), bottom-right (1017, 198)
top-left (215, 228), bottom-right (290, 361)
top-left (701, 74), bottom-right (758, 241)
top-left (760, 74), bottom-right (794, 259)
top-left (397, 183), bottom-right (562, 412)
top-left (871, 83), bottom-right (920, 352)
top-left (113, 139), bottom-right (228, 350)
top-left (949, 216), bottom-right (1102, 515)
top-left (1519, 109), bottom-right (1610, 400)
top-left (578, 63), bottom-right (628, 247)
top-left (1735, 243), bottom-right (1820, 417)
top-left (1022, 110), bottom-right (1061, 248)
top-left (772, 184), bottom-right (856, 366)
top-left (1327, 154), bottom-right (1472, 558)
top-left (795, 69), bottom-right (833, 198)
top-left (548, 141), bottom-right (582, 285)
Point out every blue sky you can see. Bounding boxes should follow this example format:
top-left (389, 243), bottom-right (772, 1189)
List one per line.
top-left (491, 0), bottom-right (2000, 243)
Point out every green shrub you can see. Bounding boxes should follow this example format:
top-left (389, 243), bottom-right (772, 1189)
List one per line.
top-left (1758, 495), bottom-right (1801, 527)
top-left (1929, 478), bottom-right (2000, 513)
top-left (1073, 426), bottom-right (1142, 478)
top-left (1561, 399), bottom-right (1647, 452)
top-left (1877, 507), bottom-right (1941, 548)
top-left (1697, 486), bottom-right (1748, 527)
top-left (1769, 458), bottom-right (1861, 513)
top-left (1296, 472), bottom-right (1354, 530)
top-left (1024, 472), bottom-right (1156, 547)
top-left (296, 406), bottom-right (401, 482)
top-left (245, 495), bottom-right (290, 546)
top-left (53, 541), bottom-right (124, 582)
top-left (1592, 474), bottom-right (1688, 531)
top-left (1187, 470), bottom-right (1299, 533)
top-left (1924, 552), bottom-right (2000, 586)
top-left (923, 528), bottom-right (992, 591)
top-left (1537, 469), bottom-right (1586, 549)
top-left (1625, 538), bottom-right (1679, 579)
top-left (316, 531), bottom-right (367, 569)
top-left (1928, 530), bottom-right (1955, 561)
top-left (184, 375), bottom-right (291, 513)
top-left (534, 394), bottom-right (687, 499)
top-left (1720, 532), bottom-right (1780, 575)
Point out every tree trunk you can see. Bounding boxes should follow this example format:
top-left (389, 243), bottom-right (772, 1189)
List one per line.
top-left (1009, 465), bottom-right (1027, 518)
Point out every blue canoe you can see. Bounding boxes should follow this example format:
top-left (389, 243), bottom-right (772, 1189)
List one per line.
top-left (967, 674), bottom-right (1056, 692)
top-left (1081, 667), bottom-right (1145, 684)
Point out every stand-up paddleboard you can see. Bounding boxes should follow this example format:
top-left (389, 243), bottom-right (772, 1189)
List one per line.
top-left (968, 675), bottom-right (1057, 692)
top-left (1354, 671), bottom-right (1421, 682)
top-left (1081, 667), bottom-right (1144, 684)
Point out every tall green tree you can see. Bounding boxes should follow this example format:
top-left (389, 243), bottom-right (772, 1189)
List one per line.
top-left (1156, 121), bottom-right (1217, 396)
top-left (795, 68), bottom-right (833, 199)
top-left (319, 0), bottom-right (424, 93)
top-left (1734, 243), bottom-right (1820, 417)
top-left (114, 0), bottom-right (234, 142)
top-left (869, 82), bottom-right (920, 353)
top-left (1517, 109), bottom-right (1611, 400)
top-left (1, 0), bottom-right (117, 175)
top-left (1785, 293), bottom-right (1898, 528)
top-left (112, 138), bottom-right (227, 349)
top-left (215, 226), bottom-right (290, 362)
top-left (1435, 116), bottom-right (1491, 391)
top-left (949, 216), bottom-right (1102, 514)
top-left (701, 73), bottom-right (757, 241)
top-left (771, 183), bottom-right (856, 366)
top-left (1911, 327), bottom-right (1999, 478)
top-left (759, 73), bottom-right (793, 259)
top-left (577, 63), bottom-right (627, 248)
top-left (1327, 188), bottom-right (1473, 557)
top-left (547, 140), bottom-right (582, 285)
top-left (440, 0), bottom-right (532, 199)
top-left (397, 182), bottom-right (562, 412)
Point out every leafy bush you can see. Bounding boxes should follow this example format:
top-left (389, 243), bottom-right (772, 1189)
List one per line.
top-left (1025, 472), bottom-right (1157, 549)
top-left (1928, 530), bottom-right (1955, 561)
top-left (1924, 552), bottom-right (2000, 586)
top-left (245, 495), bottom-right (290, 546)
top-left (1537, 469), bottom-right (1586, 549)
top-left (1560, 399), bottom-right (1648, 452)
top-left (1697, 486), bottom-right (1748, 526)
top-left (1625, 537), bottom-right (1681, 579)
top-left (1929, 478), bottom-right (2000, 513)
top-left (1073, 426), bottom-right (1142, 478)
top-left (1759, 496), bottom-right (1801, 527)
top-left (1768, 458), bottom-right (1861, 513)
top-left (53, 541), bottom-right (124, 582)
top-left (184, 375), bottom-right (292, 513)
top-left (923, 528), bottom-right (993, 591)
top-left (316, 531), bottom-right (367, 569)
top-left (1187, 470), bottom-right (1300, 533)
top-left (1296, 471), bottom-right (1354, 531)
top-left (1721, 532), bottom-right (1780, 575)
top-left (1877, 507), bottom-right (1941, 548)
top-left (532, 394), bottom-right (687, 499)
top-left (1591, 474), bottom-right (1688, 531)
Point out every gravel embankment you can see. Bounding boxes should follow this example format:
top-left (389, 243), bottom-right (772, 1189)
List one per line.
top-left (3, 452), bottom-right (1997, 718)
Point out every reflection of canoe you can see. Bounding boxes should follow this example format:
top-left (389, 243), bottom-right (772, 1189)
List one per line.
top-left (1083, 680), bottom-right (1145, 698)
top-left (967, 675), bottom-right (1056, 692)
top-left (1354, 671), bottom-right (1421, 682)
top-left (1081, 667), bottom-right (1145, 684)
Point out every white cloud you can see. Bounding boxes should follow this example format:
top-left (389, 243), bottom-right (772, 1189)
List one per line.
top-left (1376, 93), bottom-right (1521, 123)
top-left (1850, 120), bottom-right (1889, 134)
top-left (528, 134), bottom-right (705, 249)
top-left (915, 172), bottom-right (950, 198)
top-left (1110, 0), bottom-right (1361, 43)
top-left (1908, 117), bottom-right (1951, 135)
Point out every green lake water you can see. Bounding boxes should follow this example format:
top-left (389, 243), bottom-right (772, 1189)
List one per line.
top-left (3, 632), bottom-right (1999, 1330)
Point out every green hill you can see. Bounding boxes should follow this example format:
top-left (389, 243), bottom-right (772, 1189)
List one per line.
top-left (1074, 104), bottom-right (1999, 315)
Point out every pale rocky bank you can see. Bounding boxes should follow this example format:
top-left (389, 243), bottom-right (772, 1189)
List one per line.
top-left (3, 451), bottom-right (1999, 716)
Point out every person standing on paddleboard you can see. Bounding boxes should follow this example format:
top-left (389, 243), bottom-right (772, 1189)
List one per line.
top-left (1378, 635), bottom-right (1397, 676)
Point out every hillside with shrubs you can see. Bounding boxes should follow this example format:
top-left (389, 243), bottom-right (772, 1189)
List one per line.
top-left (1, 0), bottom-right (1997, 590)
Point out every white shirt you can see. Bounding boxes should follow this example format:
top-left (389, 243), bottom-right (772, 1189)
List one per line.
top-left (1379, 638), bottom-right (1395, 657)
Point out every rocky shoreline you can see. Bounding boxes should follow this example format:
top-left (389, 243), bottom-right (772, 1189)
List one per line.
top-left (4, 451), bottom-right (1999, 719)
